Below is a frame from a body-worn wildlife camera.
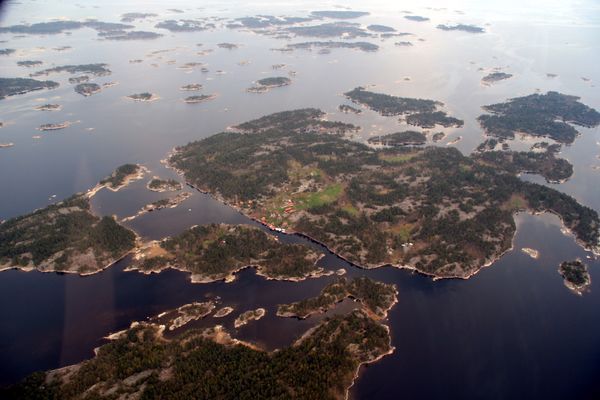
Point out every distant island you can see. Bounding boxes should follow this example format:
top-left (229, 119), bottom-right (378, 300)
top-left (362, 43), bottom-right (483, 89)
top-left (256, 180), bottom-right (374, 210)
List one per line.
top-left (345, 87), bottom-right (463, 128)
top-left (35, 104), bottom-right (62, 111)
top-left (103, 31), bottom-right (163, 40)
top-left (183, 94), bottom-right (216, 104)
top-left (367, 24), bottom-right (396, 32)
top-left (395, 41), bottom-right (413, 47)
top-left (31, 63), bottom-right (111, 77)
top-left (248, 77), bottom-right (291, 93)
top-left (287, 22), bottom-right (370, 38)
top-left (16, 60), bottom-right (43, 67)
top-left (127, 92), bottom-right (159, 102)
top-left (37, 121), bottom-right (71, 131)
top-left (478, 92), bottom-right (600, 144)
top-left (437, 24), bottom-right (485, 33)
top-left (168, 109), bottom-right (600, 279)
top-left (0, 77), bottom-right (59, 99)
top-left (120, 12), bottom-right (158, 22)
top-left (368, 131), bottom-right (427, 146)
top-left (277, 276), bottom-right (397, 319)
top-left (74, 83), bottom-right (101, 96)
top-left (482, 72), bottom-right (513, 85)
top-left (287, 41), bottom-right (378, 52)
top-left (180, 83), bottom-right (203, 91)
top-left (217, 42), bottom-right (239, 49)
top-left (558, 260), bottom-right (591, 295)
top-left (128, 224), bottom-right (328, 283)
top-left (155, 19), bottom-right (209, 32)
top-left (0, 48), bottom-right (15, 55)
top-left (310, 10), bottom-right (370, 19)
top-left (404, 15), bottom-right (430, 22)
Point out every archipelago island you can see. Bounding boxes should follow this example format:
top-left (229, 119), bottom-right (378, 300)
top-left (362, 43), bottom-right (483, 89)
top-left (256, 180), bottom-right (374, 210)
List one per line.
top-left (167, 107), bottom-right (600, 279)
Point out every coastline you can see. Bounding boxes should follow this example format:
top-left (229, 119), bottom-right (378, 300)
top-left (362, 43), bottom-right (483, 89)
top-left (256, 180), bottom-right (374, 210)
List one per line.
top-left (162, 147), bottom-right (600, 282)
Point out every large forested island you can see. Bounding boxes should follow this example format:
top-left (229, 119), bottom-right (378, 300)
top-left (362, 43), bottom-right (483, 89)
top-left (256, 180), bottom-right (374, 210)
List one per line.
top-left (478, 91), bottom-right (600, 143)
top-left (345, 87), bottom-right (463, 128)
top-left (169, 109), bottom-right (600, 278)
top-left (0, 194), bottom-right (136, 274)
top-left (129, 224), bottom-right (326, 282)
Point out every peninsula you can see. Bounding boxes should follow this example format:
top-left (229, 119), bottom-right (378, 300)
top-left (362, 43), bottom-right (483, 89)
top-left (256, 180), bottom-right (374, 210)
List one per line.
top-left (0, 194), bottom-right (136, 274)
top-left (277, 276), bottom-right (397, 319)
top-left (4, 307), bottom-right (392, 400)
top-left (128, 224), bottom-right (326, 282)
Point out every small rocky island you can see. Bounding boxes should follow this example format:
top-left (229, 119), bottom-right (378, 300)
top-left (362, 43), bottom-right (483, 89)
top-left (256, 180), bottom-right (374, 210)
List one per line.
top-left (127, 92), bottom-right (158, 102)
top-left (437, 24), bottom-right (485, 33)
top-left (558, 260), bottom-right (591, 295)
top-left (147, 177), bottom-right (182, 192)
top-left (277, 277), bottom-right (397, 319)
top-left (38, 121), bottom-right (71, 131)
top-left (234, 308), bottom-right (266, 328)
top-left (35, 104), bottom-right (62, 111)
top-left (129, 224), bottom-right (327, 282)
top-left (248, 76), bottom-right (291, 93)
top-left (478, 91), bottom-right (600, 144)
top-left (482, 72), bottom-right (513, 85)
top-left (180, 83), bottom-right (203, 91)
top-left (74, 82), bottom-right (101, 96)
top-left (183, 94), bottom-right (216, 104)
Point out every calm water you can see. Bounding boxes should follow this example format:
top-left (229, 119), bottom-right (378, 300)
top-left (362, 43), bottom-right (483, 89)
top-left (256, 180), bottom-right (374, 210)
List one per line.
top-left (1, 1), bottom-right (599, 399)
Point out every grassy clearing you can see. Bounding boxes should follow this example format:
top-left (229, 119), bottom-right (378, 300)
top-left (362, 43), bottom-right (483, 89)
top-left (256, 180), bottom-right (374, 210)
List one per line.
top-left (296, 183), bottom-right (344, 210)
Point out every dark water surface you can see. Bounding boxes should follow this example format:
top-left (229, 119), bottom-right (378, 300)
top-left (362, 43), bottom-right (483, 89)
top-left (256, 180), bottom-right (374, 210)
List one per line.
top-left (1, 1), bottom-right (600, 399)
